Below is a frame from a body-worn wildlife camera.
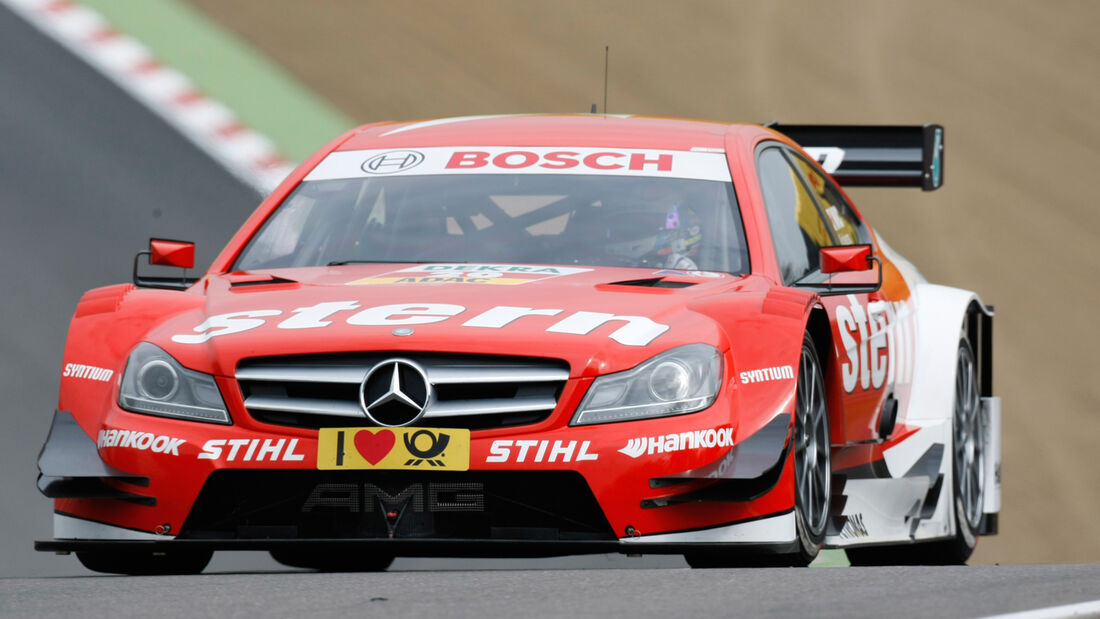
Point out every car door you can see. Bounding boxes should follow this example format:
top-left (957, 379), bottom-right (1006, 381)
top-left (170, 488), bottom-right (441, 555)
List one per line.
top-left (755, 144), bottom-right (890, 443)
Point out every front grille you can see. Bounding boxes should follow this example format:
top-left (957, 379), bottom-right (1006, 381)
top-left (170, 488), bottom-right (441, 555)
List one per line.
top-left (178, 470), bottom-right (614, 542)
top-left (236, 353), bottom-right (570, 430)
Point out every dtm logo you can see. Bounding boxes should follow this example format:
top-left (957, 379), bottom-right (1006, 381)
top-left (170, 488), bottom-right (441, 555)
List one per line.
top-left (361, 150), bottom-right (424, 174)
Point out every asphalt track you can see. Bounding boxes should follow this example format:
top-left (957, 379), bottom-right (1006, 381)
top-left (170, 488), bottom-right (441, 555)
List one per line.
top-left (1, 1), bottom-right (1099, 616)
top-left (0, 1), bottom-right (264, 577)
top-left (2, 565), bottom-right (1100, 619)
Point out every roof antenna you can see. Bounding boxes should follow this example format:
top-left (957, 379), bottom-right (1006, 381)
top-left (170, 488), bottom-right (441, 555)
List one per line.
top-left (603, 45), bottom-right (609, 116)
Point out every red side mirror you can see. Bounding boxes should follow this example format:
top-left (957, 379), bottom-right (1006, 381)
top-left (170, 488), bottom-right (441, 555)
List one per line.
top-left (821, 244), bottom-right (872, 274)
top-left (149, 239), bottom-right (195, 269)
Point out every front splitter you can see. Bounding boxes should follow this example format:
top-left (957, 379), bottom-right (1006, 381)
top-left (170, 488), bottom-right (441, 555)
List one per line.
top-left (36, 536), bottom-right (799, 557)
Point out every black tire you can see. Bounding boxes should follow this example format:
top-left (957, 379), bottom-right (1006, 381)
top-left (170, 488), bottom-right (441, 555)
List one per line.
top-left (270, 548), bottom-right (394, 572)
top-left (847, 338), bottom-right (984, 566)
top-left (76, 549), bottom-right (212, 575)
top-left (686, 332), bottom-right (830, 568)
top-left (789, 331), bottom-right (831, 565)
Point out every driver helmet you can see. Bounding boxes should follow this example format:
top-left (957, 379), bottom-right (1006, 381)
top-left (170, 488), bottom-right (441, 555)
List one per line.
top-left (603, 182), bottom-right (702, 268)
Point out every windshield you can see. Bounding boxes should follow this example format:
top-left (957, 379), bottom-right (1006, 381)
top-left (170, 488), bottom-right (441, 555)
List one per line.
top-left (234, 173), bottom-right (748, 274)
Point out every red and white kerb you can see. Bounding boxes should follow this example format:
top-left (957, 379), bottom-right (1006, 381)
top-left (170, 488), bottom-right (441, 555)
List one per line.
top-left (1, 0), bottom-right (295, 193)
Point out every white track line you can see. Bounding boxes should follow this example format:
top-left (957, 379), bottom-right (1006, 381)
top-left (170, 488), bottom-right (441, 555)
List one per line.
top-left (1, 0), bottom-right (294, 194)
top-left (978, 599), bottom-right (1100, 619)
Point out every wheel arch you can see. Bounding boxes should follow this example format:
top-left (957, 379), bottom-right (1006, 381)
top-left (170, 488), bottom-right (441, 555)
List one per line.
top-left (963, 299), bottom-right (995, 400)
top-left (906, 284), bottom-right (993, 423)
top-left (803, 304), bottom-right (836, 440)
top-left (804, 305), bottom-right (833, 376)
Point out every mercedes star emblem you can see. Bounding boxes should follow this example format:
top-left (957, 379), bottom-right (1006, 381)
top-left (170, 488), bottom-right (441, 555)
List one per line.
top-left (359, 359), bottom-right (431, 426)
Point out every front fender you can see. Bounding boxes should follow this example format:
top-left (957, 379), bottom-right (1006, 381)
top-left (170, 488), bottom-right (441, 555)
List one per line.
top-left (58, 285), bottom-right (205, 442)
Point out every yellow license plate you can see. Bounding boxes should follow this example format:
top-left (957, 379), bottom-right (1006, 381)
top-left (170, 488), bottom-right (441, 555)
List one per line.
top-left (317, 427), bottom-right (470, 471)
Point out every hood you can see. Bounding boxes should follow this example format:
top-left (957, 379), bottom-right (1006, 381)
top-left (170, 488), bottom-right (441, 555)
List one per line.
top-left (150, 263), bottom-right (750, 377)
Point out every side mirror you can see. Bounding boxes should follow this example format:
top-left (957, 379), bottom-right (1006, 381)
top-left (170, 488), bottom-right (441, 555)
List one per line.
top-left (133, 238), bottom-right (199, 290)
top-left (794, 244), bottom-right (882, 296)
top-left (149, 239), bottom-right (194, 269)
top-left (821, 244), bottom-right (872, 274)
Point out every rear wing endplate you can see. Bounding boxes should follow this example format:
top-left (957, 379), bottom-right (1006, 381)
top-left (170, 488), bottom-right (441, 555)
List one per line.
top-left (768, 123), bottom-right (944, 191)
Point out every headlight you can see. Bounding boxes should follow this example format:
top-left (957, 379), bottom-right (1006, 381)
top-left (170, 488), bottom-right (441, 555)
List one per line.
top-left (571, 344), bottom-right (722, 425)
top-left (118, 343), bottom-right (231, 424)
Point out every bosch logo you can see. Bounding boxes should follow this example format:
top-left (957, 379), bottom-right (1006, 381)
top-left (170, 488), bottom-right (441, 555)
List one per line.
top-left (361, 150), bottom-right (424, 174)
top-left (359, 359), bottom-right (432, 426)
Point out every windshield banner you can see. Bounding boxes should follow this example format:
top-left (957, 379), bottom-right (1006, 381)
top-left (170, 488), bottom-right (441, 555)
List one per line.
top-left (305, 147), bottom-right (732, 182)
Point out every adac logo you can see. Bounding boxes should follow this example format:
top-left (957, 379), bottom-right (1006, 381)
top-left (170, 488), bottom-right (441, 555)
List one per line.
top-left (317, 426), bottom-right (471, 471)
top-left (361, 150), bottom-right (424, 174)
top-left (347, 263), bottom-right (592, 286)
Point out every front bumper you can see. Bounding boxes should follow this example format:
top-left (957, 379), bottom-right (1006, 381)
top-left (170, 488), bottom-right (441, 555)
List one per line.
top-left (37, 399), bottom-right (796, 552)
top-left (37, 510), bottom-right (800, 557)
top-left (36, 410), bottom-right (151, 504)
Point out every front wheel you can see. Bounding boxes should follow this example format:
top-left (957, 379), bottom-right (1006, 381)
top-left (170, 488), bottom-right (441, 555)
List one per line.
top-left (789, 331), bottom-right (831, 565)
top-left (76, 549), bottom-right (212, 575)
top-left (686, 332), bottom-right (830, 568)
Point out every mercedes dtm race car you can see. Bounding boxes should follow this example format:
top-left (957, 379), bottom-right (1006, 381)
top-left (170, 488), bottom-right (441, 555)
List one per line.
top-left (36, 115), bottom-right (1001, 574)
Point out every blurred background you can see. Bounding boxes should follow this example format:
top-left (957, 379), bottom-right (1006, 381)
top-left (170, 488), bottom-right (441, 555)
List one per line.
top-left (1, 0), bottom-right (1097, 576)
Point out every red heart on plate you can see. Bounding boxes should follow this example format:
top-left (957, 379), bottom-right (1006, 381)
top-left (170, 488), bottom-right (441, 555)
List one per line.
top-left (354, 429), bottom-right (395, 465)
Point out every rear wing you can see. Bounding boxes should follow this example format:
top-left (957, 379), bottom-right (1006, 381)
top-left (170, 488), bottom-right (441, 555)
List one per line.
top-left (767, 123), bottom-right (944, 191)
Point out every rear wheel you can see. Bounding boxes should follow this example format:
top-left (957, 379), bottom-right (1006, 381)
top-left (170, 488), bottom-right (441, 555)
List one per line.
top-left (76, 549), bottom-right (212, 575)
top-left (847, 338), bottom-right (984, 565)
top-left (686, 332), bottom-right (830, 568)
top-left (270, 548), bottom-right (394, 572)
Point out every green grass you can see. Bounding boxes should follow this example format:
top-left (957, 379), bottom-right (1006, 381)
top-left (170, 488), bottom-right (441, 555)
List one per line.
top-left (811, 549), bottom-right (851, 567)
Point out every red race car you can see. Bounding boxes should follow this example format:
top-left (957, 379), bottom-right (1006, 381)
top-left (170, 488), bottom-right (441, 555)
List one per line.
top-left (36, 115), bottom-right (1001, 574)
